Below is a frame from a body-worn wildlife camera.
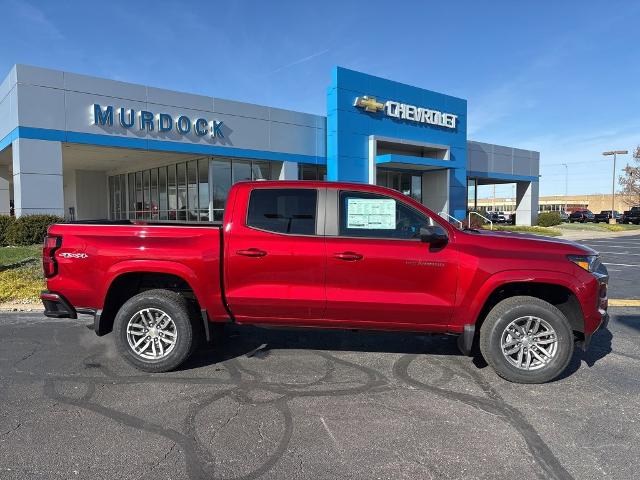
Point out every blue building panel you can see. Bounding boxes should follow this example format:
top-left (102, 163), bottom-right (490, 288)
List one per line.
top-left (327, 67), bottom-right (468, 209)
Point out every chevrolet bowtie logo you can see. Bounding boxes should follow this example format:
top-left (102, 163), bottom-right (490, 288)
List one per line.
top-left (353, 96), bottom-right (384, 113)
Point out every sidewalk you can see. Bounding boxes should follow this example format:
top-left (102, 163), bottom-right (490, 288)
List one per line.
top-left (0, 301), bottom-right (43, 312)
top-left (557, 228), bottom-right (640, 241)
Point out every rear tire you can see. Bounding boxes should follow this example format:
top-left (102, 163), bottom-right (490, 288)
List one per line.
top-left (113, 289), bottom-right (200, 372)
top-left (479, 296), bottom-right (574, 384)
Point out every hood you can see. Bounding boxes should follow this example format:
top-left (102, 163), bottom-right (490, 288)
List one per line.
top-left (460, 229), bottom-right (597, 255)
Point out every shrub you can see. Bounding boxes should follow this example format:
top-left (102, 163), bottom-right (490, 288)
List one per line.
top-left (537, 212), bottom-right (562, 227)
top-left (0, 215), bottom-right (16, 246)
top-left (5, 215), bottom-right (64, 246)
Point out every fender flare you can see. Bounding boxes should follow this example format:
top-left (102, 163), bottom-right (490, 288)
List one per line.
top-left (100, 260), bottom-right (206, 309)
top-left (453, 269), bottom-right (582, 329)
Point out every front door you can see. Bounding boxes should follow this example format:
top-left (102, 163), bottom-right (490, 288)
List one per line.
top-left (224, 187), bottom-right (326, 323)
top-left (324, 189), bottom-right (458, 329)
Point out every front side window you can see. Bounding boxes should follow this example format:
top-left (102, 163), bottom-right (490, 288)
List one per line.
top-left (247, 189), bottom-right (317, 235)
top-left (339, 191), bottom-right (432, 240)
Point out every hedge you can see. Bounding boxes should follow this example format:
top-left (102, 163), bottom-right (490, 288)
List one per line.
top-left (0, 216), bottom-right (14, 246)
top-left (3, 215), bottom-right (64, 246)
top-left (537, 212), bottom-right (562, 227)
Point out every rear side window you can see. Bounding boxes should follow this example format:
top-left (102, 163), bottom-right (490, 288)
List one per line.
top-left (247, 188), bottom-right (317, 235)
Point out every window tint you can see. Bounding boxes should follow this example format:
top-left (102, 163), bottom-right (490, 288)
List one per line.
top-left (247, 189), bottom-right (317, 235)
top-left (339, 191), bottom-right (432, 239)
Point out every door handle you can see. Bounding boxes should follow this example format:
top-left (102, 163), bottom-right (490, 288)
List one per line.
top-left (236, 248), bottom-right (267, 258)
top-left (333, 251), bottom-right (363, 261)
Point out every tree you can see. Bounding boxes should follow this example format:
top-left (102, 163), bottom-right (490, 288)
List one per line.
top-left (619, 146), bottom-right (640, 207)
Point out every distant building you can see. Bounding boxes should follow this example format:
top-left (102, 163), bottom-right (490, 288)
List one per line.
top-left (470, 193), bottom-right (636, 214)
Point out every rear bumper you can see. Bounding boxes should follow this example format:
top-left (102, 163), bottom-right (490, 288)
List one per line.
top-left (40, 291), bottom-right (77, 319)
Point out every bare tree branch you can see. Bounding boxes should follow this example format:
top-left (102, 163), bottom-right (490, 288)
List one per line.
top-left (618, 146), bottom-right (640, 207)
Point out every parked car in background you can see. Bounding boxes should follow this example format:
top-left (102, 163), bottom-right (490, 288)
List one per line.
top-left (594, 210), bottom-right (620, 223)
top-left (569, 209), bottom-right (595, 223)
top-left (486, 211), bottom-right (507, 223)
top-left (621, 206), bottom-right (640, 224)
top-left (559, 211), bottom-right (569, 222)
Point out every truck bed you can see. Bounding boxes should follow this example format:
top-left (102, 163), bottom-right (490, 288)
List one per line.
top-left (45, 221), bottom-right (229, 322)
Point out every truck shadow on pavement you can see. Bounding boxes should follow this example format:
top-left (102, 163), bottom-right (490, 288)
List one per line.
top-left (184, 322), bottom-right (615, 376)
top-left (184, 326), bottom-right (462, 370)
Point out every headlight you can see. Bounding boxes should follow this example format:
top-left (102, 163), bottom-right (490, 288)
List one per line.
top-left (567, 254), bottom-right (600, 273)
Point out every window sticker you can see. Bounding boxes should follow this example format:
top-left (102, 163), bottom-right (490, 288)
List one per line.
top-left (346, 198), bottom-right (396, 229)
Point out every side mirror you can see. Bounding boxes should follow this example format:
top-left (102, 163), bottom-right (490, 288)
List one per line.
top-left (420, 225), bottom-right (448, 247)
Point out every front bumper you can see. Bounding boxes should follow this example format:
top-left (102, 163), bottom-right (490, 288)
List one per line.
top-left (578, 311), bottom-right (609, 351)
top-left (40, 291), bottom-right (77, 319)
top-left (578, 265), bottom-right (609, 350)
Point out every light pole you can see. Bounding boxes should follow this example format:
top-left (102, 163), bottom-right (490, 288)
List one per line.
top-left (602, 150), bottom-right (628, 224)
top-left (561, 163), bottom-right (568, 214)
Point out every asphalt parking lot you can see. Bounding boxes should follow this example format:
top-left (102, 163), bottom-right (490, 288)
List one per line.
top-left (578, 234), bottom-right (640, 300)
top-left (1, 235), bottom-right (639, 480)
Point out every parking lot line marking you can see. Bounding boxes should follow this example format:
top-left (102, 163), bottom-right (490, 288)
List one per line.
top-left (603, 263), bottom-right (640, 267)
top-left (609, 299), bottom-right (640, 307)
top-left (584, 240), bottom-right (640, 245)
top-left (582, 244), bottom-right (640, 249)
top-left (597, 251), bottom-right (640, 256)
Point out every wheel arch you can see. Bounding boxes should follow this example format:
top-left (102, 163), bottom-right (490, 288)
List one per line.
top-left (95, 262), bottom-right (204, 336)
top-left (474, 280), bottom-right (584, 336)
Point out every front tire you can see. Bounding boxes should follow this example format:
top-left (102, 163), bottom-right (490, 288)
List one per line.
top-left (113, 289), bottom-right (200, 372)
top-left (479, 296), bottom-right (574, 383)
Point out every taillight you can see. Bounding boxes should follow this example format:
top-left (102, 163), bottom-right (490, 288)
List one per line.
top-left (43, 235), bottom-right (61, 278)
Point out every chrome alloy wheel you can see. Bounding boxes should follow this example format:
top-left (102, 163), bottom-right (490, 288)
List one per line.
top-left (126, 308), bottom-right (177, 360)
top-left (500, 316), bottom-right (558, 371)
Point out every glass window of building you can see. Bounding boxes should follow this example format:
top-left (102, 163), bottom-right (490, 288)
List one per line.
top-left (233, 160), bottom-right (252, 183)
top-left (176, 163), bottom-right (187, 220)
top-left (158, 167), bottom-right (168, 220)
top-left (135, 172), bottom-right (143, 219)
top-left (376, 169), bottom-right (422, 203)
top-left (142, 170), bottom-right (150, 219)
top-left (211, 159), bottom-right (231, 222)
top-left (252, 161), bottom-right (270, 181)
top-left (168, 165), bottom-right (177, 220)
top-left (299, 164), bottom-right (327, 181)
top-left (187, 160), bottom-right (198, 221)
top-left (128, 173), bottom-right (135, 220)
top-left (198, 158), bottom-right (210, 221)
top-left (150, 169), bottom-right (158, 219)
top-left (109, 157), bottom-right (275, 222)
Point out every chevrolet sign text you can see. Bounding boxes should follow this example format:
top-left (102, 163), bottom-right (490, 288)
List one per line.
top-left (354, 96), bottom-right (457, 129)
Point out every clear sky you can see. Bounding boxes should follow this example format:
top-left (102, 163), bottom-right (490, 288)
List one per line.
top-left (1, 0), bottom-right (638, 198)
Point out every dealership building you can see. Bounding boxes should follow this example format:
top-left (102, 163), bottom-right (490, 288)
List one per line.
top-left (0, 64), bottom-right (540, 225)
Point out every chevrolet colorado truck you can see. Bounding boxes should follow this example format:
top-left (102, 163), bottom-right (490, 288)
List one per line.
top-left (41, 181), bottom-right (609, 384)
top-left (622, 206), bottom-right (640, 224)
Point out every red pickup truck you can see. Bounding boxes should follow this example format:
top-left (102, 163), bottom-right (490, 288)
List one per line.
top-left (41, 181), bottom-right (609, 383)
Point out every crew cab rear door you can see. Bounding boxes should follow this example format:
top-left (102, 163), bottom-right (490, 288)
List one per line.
top-left (323, 188), bottom-right (457, 328)
top-left (224, 186), bottom-right (326, 323)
